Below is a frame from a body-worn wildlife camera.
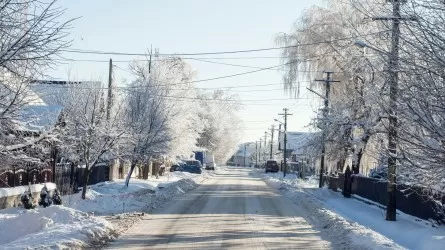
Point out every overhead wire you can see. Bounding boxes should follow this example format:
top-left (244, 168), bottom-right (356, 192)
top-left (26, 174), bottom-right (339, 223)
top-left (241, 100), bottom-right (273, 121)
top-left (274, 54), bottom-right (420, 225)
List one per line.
top-left (61, 31), bottom-right (386, 57)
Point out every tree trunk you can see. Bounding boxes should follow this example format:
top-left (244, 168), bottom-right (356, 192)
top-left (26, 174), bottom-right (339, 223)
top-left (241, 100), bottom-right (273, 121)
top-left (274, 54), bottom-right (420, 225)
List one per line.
top-left (356, 132), bottom-right (371, 175)
top-left (81, 166), bottom-right (92, 199)
top-left (125, 160), bottom-right (137, 187)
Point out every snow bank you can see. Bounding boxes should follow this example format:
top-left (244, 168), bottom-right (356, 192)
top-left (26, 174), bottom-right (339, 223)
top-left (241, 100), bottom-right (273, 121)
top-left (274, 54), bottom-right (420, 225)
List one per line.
top-left (0, 205), bottom-right (115, 249)
top-left (0, 182), bottom-right (56, 198)
top-left (65, 170), bottom-right (213, 215)
top-left (262, 172), bottom-right (445, 250)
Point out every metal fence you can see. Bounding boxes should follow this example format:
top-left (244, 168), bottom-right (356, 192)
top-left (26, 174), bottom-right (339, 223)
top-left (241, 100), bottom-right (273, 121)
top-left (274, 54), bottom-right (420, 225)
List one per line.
top-left (335, 173), bottom-right (445, 224)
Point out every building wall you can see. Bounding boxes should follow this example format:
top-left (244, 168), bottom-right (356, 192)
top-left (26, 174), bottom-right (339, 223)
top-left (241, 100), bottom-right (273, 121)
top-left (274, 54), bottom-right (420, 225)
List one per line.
top-left (235, 156), bottom-right (250, 166)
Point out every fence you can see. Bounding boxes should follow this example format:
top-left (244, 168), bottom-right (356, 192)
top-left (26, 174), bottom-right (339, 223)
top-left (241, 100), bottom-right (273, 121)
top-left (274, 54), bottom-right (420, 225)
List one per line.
top-left (333, 173), bottom-right (445, 224)
top-left (76, 164), bottom-right (110, 188)
top-left (54, 162), bottom-right (79, 195)
top-left (1, 160), bottom-right (154, 196)
top-left (0, 163), bottom-right (53, 188)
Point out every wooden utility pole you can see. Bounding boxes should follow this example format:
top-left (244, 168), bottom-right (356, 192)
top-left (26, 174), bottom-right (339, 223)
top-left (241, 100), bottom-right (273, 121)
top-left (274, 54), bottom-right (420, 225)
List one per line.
top-left (244, 143), bottom-right (247, 166)
top-left (259, 138), bottom-right (262, 165)
top-left (373, 0), bottom-right (413, 221)
top-left (315, 71), bottom-right (339, 188)
top-left (278, 108), bottom-right (292, 177)
top-left (148, 45), bottom-right (153, 73)
top-left (264, 132), bottom-right (267, 147)
top-left (270, 125), bottom-right (275, 159)
top-left (255, 141), bottom-right (258, 167)
top-left (106, 58), bottom-right (113, 121)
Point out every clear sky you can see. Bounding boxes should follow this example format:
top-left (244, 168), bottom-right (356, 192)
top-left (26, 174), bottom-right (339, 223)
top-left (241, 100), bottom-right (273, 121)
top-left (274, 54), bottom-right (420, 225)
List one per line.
top-left (50, 0), bottom-right (324, 143)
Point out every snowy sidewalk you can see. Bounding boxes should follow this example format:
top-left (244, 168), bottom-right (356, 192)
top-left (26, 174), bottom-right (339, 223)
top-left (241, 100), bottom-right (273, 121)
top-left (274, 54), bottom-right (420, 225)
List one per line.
top-left (262, 171), bottom-right (445, 250)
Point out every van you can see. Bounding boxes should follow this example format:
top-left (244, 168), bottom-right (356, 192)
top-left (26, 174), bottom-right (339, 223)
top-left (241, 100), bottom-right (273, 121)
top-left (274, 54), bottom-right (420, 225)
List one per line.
top-left (265, 160), bottom-right (279, 173)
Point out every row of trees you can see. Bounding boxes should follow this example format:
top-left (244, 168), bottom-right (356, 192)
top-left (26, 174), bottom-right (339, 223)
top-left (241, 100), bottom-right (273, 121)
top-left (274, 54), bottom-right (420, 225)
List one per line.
top-left (277, 0), bottom-right (445, 194)
top-left (0, 1), bottom-right (242, 199)
top-left (60, 59), bottom-right (242, 199)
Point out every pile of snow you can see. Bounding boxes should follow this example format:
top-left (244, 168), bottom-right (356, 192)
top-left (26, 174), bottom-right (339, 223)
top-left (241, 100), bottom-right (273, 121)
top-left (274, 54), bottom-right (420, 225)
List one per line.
top-left (0, 205), bottom-right (115, 249)
top-left (0, 182), bottom-right (56, 198)
top-left (65, 170), bottom-right (213, 215)
top-left (262, 172), bottom-right (445, 250)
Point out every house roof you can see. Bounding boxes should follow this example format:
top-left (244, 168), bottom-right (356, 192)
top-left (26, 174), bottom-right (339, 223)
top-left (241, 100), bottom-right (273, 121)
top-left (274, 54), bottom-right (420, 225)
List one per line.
top-left (16, 105), bottom-right (62, 133)
top-left (279, 131), bottom-right (316, 153)
top-left (29, 80), bottom-right (102, 106)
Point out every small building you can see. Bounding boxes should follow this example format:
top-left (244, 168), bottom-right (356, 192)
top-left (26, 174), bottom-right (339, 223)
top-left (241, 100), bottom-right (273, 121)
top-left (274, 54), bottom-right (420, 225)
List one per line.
top-left (233, 143), bottom-right (256, 166)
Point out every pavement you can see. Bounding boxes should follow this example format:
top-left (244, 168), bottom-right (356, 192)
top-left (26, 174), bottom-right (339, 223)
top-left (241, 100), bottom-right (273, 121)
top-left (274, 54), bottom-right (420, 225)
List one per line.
top-left (107, 167), bottom-right (332, 249)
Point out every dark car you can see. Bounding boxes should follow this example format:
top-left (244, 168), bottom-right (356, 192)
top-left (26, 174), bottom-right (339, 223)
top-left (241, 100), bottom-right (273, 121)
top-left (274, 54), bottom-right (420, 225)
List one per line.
top-left (182, 160), bottom-right (203, 174)
top-left (370, 167), bottom-right (388, 179)
top-left (265, 160), bottom-right (279, 173)
top-left (170, 161), bottom-right (186, 172)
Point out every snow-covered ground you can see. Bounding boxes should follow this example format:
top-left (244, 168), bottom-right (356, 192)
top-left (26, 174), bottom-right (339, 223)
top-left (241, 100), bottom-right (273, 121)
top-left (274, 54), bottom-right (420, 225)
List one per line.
top-left (0, 205), bottom-right (115, 249)
top-left (261, 171), bottom-right (445, 250)
top-left (0, 170), bottom-right (214, 249)
top-left (64, 170), bottom-right (213, 215)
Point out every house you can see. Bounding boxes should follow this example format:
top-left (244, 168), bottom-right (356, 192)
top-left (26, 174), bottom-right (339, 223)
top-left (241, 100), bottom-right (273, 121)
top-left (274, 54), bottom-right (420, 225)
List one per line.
top-left (233, 143), bottom-right (256, 166)
top-left (278, 131), bottom-right (320, 172)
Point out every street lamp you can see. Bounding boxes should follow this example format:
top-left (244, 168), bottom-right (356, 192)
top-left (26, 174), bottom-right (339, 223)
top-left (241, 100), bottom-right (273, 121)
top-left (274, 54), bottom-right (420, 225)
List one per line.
top-left (354, 39), bottom-right (388, 55)
top-left (274, 119), bottom-right (283, 124)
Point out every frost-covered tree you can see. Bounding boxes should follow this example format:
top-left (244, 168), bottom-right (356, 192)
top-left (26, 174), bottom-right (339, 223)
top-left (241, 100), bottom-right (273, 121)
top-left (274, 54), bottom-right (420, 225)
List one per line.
top-left (278, 0), bottom-right (445, 196)
top-left (123, 62), bottom-right (172, 186)
top-left (385, 0), bottom-right (445, 191)
top-left (0, 0), bottom-right (72, 163)
top-left (197, 90), bottom-right (242, 164)
top-left (59, 83), bottom-right (126, 199)
top-left (147, 59), bottom-right (205, 157)
top-left (276, 0), bottom-right (387, 174)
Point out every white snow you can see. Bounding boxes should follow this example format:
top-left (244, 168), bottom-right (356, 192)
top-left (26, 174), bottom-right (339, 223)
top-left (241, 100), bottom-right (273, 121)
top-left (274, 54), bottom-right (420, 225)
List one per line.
top-left (0, 205), bottom-right (115, 249)
top-left (261, 171), bottom-right (445, 250)
top-left (0, 170), bottom-right (213, 249)
top-left (64, 171), bottom-right (213, 215)
top-left (0, 182), bottom-right (57, 198)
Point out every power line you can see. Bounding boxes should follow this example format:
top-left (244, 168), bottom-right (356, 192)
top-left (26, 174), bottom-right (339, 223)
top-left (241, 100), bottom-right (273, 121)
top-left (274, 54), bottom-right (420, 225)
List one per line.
top-left (121, 60), bottom-right (298, 86)
top-left (188, 58), bottom-right (285, 71)
top-left (123, 91), bottom-right (312, 102)
top-left (61, 31), bottom-right (385, 57)
top-left (30, 80), bottom-right (313, 90)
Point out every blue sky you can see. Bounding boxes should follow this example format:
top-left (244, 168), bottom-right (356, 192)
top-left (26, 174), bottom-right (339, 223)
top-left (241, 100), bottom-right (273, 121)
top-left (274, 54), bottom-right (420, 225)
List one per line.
top-left (51, 0), bottom-right (324, 142)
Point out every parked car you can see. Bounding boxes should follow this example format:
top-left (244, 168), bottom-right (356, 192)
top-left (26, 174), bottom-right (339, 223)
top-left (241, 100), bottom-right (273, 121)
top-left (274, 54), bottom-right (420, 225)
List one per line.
top-left (170, 161), bottom-right (186, 172)
top-left (369, 167), bottom-right (388, 179)
top-left (265, 160), bottom-right (279, 173)
top-left (205, 155), bottom-right (216, 170)
top-left (182, 160), bottom-right (203, 174)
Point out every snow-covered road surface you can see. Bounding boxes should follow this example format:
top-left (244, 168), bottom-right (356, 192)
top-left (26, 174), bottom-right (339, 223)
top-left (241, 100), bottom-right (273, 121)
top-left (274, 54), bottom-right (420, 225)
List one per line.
top-left (107, 167), bottom-right (332, 249)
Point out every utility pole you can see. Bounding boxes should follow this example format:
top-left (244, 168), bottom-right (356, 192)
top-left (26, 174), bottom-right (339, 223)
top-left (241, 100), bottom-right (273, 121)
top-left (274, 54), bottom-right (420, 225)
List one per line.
top-left (373, 0), bottom-right (413, 221)
top-left (315, 71), bottom-right (340, 188)
top-left (264, 132), bottom-right (267, 147)
top-left (278, 108), bottom-right (292, 177)
top-left (148, 45), bottom-right (153, 73)
top-left (255, 141), bottom-right (258, 167)
top-left (244, 143), bottom-right (247, 167)
top-left (258, 138), bottom-right (263, 164)
top-left (106, 58), bottom-right (113, 121)
top-left (270, 125), bottom-right (275, 159)
top-left (278, 123), bottom-right (282, 151)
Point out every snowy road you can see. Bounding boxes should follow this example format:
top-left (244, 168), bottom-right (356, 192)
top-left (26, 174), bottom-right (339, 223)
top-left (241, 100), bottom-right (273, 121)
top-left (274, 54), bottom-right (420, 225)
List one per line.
top-left (107, 168), bottom-right (331, 249)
